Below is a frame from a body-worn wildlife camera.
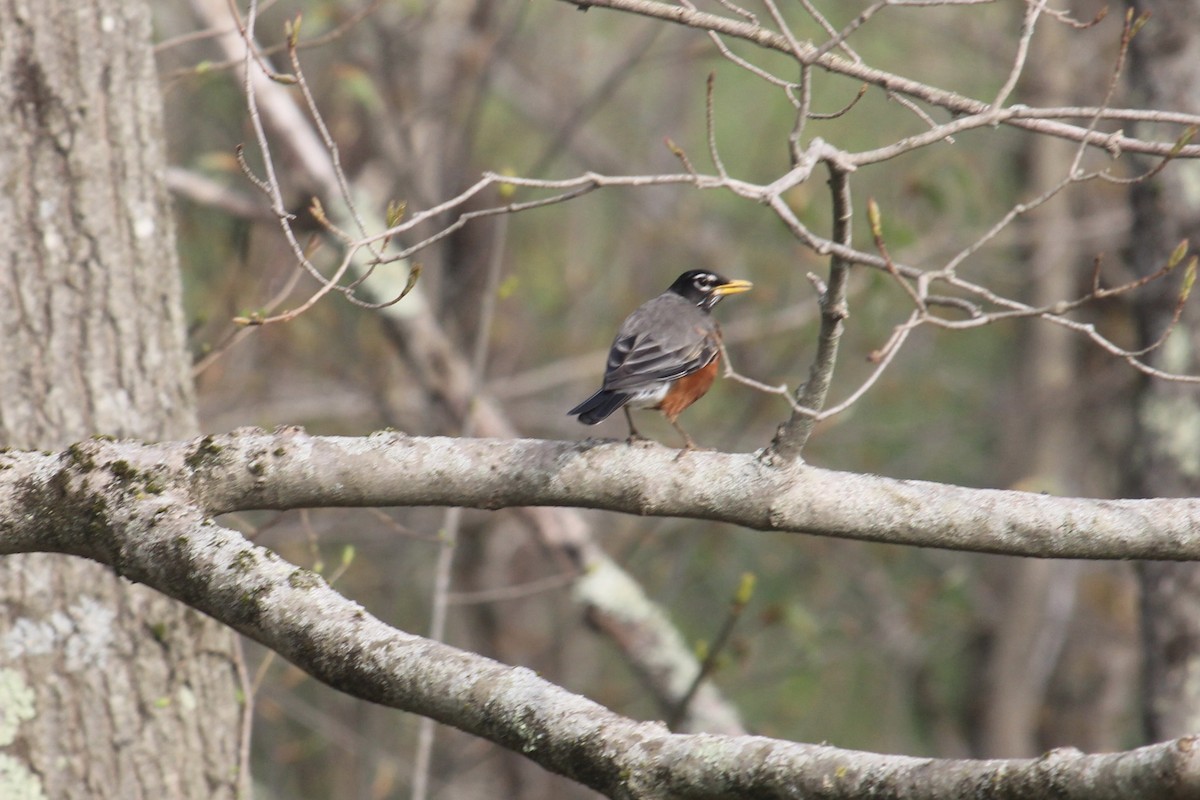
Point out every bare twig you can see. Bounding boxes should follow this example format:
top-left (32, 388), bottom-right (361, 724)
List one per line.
top-left (809, 0), bottom-right (887, 62)
top-left (667, 573), bottom-right (755, 730)
top-left (161, 0), bottom-right (385, 82)
top-left (717, 337), bottom-right (803, 413)
top-left (831, 313), bottom-right (918, 411)
top-left (809, 83), bottom-right (868, 121)
top-left (554, 0), bottom-right (1200, 159)
top-left (991, 0), bottom-right (1049, 110)
top-left (762, 0), bottom-right (816, 65)
top-left (445, 573), bottom-right (578, 605)
top-left (868, 198), bottom-right (926, 312)
top-left (704, 72), bottom-right (727, 179)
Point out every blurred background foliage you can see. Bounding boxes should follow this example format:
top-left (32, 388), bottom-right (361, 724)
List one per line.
top-left (154, 0), bottom-right (1143, 796)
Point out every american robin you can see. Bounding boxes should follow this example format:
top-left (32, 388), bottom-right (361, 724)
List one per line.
top-left (568, 269), bottom-right (752, 448)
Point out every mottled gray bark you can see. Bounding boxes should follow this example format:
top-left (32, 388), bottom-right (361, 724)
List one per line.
top-left (0, 0), bottom-right (240, 797)
top-left (9, 431), bottom-right (1200, 562)
top-left (1123, 0), bottom-right (1200, 742)
top-left (2, 433), bottom-right (1200, 799)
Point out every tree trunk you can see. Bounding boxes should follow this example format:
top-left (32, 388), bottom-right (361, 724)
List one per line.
top-left (0, 1), bottom-right (241, 796)
top-left (1123, 0), bottom-right (1200, 741)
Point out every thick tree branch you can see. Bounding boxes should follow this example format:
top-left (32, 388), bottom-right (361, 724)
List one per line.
top-left (2, 441), bottom-right (1198, 798)
top-left (6, 430), bottom-right (1200, 561)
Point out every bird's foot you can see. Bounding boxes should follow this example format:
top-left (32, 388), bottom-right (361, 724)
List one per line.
top-left (674, 437), bottom-right (715, 459)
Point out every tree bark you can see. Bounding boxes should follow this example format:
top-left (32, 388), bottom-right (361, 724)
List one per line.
top-left (1123, 0), bottom-right (1200, 742)
top-left (0, 1), bottom-right (240, 797)
top-left (3, 445), bottom-right (1200, 800)
top-left (11, 430), bottom-right (1200, 562)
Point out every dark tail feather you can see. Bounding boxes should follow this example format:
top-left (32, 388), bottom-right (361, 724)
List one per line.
top-left (568, 390), bottom-right (629, 425)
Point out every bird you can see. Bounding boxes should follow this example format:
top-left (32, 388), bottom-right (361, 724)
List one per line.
top-left (567, 269), bottom-right (752, 449)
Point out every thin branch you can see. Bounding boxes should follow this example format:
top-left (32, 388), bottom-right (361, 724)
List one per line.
top-left (554, 0), bottom-right (1200, 159)
top-left (991, 0), bottom-right (1048, 110)
top-left (761, 0), bottom-right (814, 65)
top-left (161, 0), bottom-right (385, 79)
top-left (224, 0), bottom-right (330, 292)
top-left (667, 573), bottom-right (754, 731)
top-left (714, 0), bottom-right (757, 25)
top-left (445, 573), bottom-right (578, 605)
top-left (704, 72), bottom-right (727, 179)
top-left (808, 0), bottom-right (886, 62)
top-left (1064, 7), bottom-right (1149, 187)
top-left (699, 18), bottom-right (799, 93)
top-left (717, 336), bottom-right (804, 414)
top-left (869, 198), bottom-right (926, 311)
top-left (285, 20), bottom-right (375, 246)
top-left (789, 65), bottom-right (812, 162)
top-left (232, 638), bottom-right (254, 799)
top-left (191, 242), bottom-right (307, 374)
top-left (823, 312), bottom-right (918, 417)
top-left (766, 162), bottom-right (852, 462)
top-left (808, 82), bottom-right (868, 121)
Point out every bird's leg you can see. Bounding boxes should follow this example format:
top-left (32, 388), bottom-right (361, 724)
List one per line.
top-left (669, 418), bottom-right (698, 452)
top-left (623, 406), bottom-right (646, 442)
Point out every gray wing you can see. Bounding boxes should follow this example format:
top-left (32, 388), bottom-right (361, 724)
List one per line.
top-left (600, 298), bottom-right (719, 392)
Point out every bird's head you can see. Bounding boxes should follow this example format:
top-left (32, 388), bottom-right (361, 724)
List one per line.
top-left (668, 270), bottom-right (753, 310)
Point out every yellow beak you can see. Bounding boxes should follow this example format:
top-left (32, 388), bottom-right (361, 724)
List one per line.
top-left (713, 279), bottom-right (753, 296)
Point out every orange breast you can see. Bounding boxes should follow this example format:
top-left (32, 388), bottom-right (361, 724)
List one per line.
top-left (655, 356), bottom-right (719, 422)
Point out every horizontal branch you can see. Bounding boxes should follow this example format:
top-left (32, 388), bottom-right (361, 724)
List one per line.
top-left (4, 429), bottom-right (1200, 561)
top-left (2, 431), bottom-right (1197, 798)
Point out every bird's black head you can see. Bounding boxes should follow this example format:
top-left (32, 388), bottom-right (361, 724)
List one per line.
top-left (667, 270), bottom-right (753, 310)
